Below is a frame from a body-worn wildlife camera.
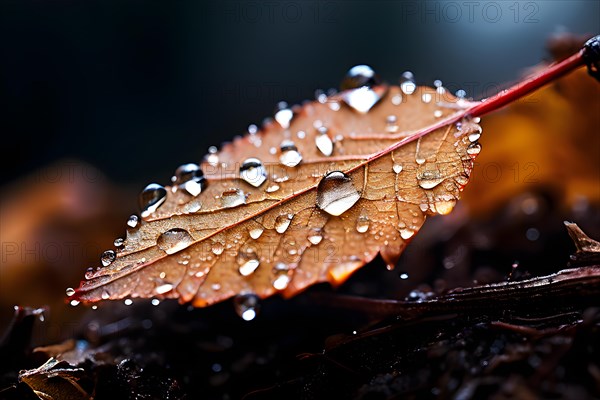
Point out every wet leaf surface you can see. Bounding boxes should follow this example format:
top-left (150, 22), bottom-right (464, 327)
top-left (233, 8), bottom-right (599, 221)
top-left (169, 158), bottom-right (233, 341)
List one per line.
top-left (72, 73), bottom-right (484, 308)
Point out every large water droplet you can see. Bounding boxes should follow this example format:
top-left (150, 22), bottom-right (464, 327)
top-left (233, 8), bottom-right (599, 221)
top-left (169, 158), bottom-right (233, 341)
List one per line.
top-left (127, 214), bottom-right (139, 228)
top-left (275, 214), bottom-right (293, 234)
top-left (400, 228), bottom-right (415, 239)
top-left (315, 127), bottom-right (333, 156)
top-left (157, 228), bottom-right (194, 255)
top-left (400, 71), bottom-right (416, 95)
top-left (393, 164), bottom-right (403, 174)
top-left (356, 216), bottom-right (370, 233)
top-left (316, 171), bottom-right (361, 216)
top-left (279, 140), bottom-right (303, 167)
top-left (139, 183), bottom-right (167, 218)
top-left (101, 250), bottom-right (116, 267)
top-left (233, 294), bottom-right (260, 321)
top-left (417, 170), bottom-right (444, 189)
top-left (274, 101), bottom-right (294, 129)
top-left (220, 188), bottom-right (247, 208)
top-left (239, 158), bottom-right (267, 187)
top-left (114, 237), bottom-right (124, 247)
top-left (238, 257), bottom-right (260, 277)
top-left (172, 163), bottom-right (206, 197)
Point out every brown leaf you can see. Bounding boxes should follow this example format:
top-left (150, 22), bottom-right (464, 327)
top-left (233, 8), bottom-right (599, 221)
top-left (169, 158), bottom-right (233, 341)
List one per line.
top-left (71, 71), bottom-right (483, 309)
top-left (19, 358), bottom-right (90, 400)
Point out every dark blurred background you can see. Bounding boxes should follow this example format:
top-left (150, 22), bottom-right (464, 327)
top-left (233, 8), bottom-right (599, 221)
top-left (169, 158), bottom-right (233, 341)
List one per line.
top-left (1, 0), bottom-right (598, 187)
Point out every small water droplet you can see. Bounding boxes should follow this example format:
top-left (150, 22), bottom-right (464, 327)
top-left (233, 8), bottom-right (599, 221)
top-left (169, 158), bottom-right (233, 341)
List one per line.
top-left (101, 250), bottom-right (116, 267)
top-left (340, 65), bottom-right (380, 90)
top-left (468, 131), bottom-right (481, 142)
top-left (172, 163), bottom-right (206, 196)
top-left (139, 183), bottom-right (167, 218)
top-left (266, 184), bottom-right (280, 193)
top-left (151, 299), bottom-right (160, 306)
top-left (456, 89), bottom-right (467, 98)
top-left (127, 214), bottom-right (139, 228)
top-left (393, 164), bottom-right (403, 174)
top-left (385, 115), bottom-right (398, 132)
top-left (433, 79), bottom-right (443, 88)
top-left (400, 71), bottom-right (416, 95)
top-left (419, 203), bottom-right (430, 212)
top-left (124, 299), bottom-right (133, 306)
top-left (114, 237), bottom-right (124, 247)
top-left (455, 174), bottom-right (469, 186)
top-left (279, 140), bottom-right (303, 167)
top-left (101, 290), bottom-right (110, 299)
top-left (238, 258), bottom-right (260, 277)
top-left (399, 272), bottom-right (409, 280)
top-left (272, 263), bottom-right (291, 290)
top-left (275, 214), bottom-right (293, 234)
top-left (391, 94), bottom-right (402, 105)
top-left (66, 287), bottom-right (75, 297)
top-left (239, 158), bottom-right (267, 187)
top-left (417, 170), bottom-right (444, 189)
top-left (70, 300), bottom-right (80, 307)
top-left (433, 110), bottom-right (443, 118)
top-left (356, 216), bottom-right (370, 233)
top-left (85, 267), bottom-right (95, 279)
top-left (339, 65), bottom-right (385, 113)
top-left (307, 228), bottom-right (323, 245)
top-left (206, 146), bottom-right (219, 166)
top-left (249, 226), bottom-right (264, 240)
top-left (467, 142), bottom-right (482, 156)
top-left (316, 171), bottom-right (361, 216)
top-left (157, 228), bottom-right (194, 255)
top-left (315, 127), bottom-right (334, 156)
top-left (220, 188), bottom-right (247, 208)
top-left (400, 228), bottom-right (415, 239)
top-left (91, 305), bottom-right (98, 310)
top-left (274, 101), bottom-right (294, 129)
top-left (212, 242), bottom-right (224, 255)
top-left (155, 283), bottom-right (174, 295)
top-left (421, 93), bottom-right (432, 103)
top-left (435, 200), bottom-right (457, 215)
top-left (233, 293), bottom-right (260, 321)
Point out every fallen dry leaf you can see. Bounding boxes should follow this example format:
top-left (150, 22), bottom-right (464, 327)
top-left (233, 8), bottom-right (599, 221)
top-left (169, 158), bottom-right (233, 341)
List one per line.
top-left (71, 67), bottom-right (483, 310)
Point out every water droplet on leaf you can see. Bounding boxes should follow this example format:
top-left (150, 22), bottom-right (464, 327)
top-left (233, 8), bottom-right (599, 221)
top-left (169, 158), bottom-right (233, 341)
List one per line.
top-left (101, 250), bottom-right (116, 267)
top-left (316, 171), bottom-right (361, 216)
top-left (220, 188), bottom-right (247, 208)
top-left (275, 214), bottom-right (293, 233)
top-left (279, 140), bottom-right (303, 167)
top-left (65, 287), bottom-right (75, 297)
top-left (356, 216), bottom-right (370, 233)
top-left (172, 163), bottom-right (206, 196)
top-left (238, 258), bottom-right (260, 277)
top-left (240, 158), bottom-right (267, 187)
top-left (124, 216), bottom-right (138, 231)
top-left (157, 228), bottom-right (194, 255)
top-left (315, 127), bottom-right (334, 156)
top-left (249, 226), bottom-right (264, 240)
top-left (139, 183), bottom-right (167, 218)
top-left (400, 71), bottom-right (416, 95)
top-left (274, 101), bottom-right (294, 129)
top-left (417, 170), bottom-right (444, 189)
top-left (155, 283), bottom-right (174, 295)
